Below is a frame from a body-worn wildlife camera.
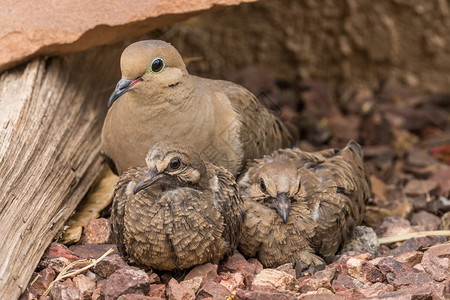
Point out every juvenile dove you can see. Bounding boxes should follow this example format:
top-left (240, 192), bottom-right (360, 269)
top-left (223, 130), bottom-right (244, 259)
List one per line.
top-left (110, 141), bottom-right (243, 270)
top-left (237, 141), bottom-right (370, 270)
top-left (102, 40), bottom-right (293, 175)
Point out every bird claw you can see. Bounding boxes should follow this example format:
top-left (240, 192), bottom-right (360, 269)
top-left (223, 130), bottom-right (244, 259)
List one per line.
top-left (294, 260), bottom-right (326, 278)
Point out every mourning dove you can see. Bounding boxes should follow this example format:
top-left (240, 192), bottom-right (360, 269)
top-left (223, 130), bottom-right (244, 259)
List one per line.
top-left (102, 40), bottom-right (293, 175)
top-left (110, 141), bottom-right (243, 270)
top-left (237, 141), bottom-right (370, 270)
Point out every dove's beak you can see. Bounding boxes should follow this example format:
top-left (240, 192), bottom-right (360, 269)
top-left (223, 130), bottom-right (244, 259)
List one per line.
top-left (275, 193), bottom-right (291, 224)
top-left (133, 170), bottom-right (165, 194)
top-left (108, 77), bottom-right (143, 107)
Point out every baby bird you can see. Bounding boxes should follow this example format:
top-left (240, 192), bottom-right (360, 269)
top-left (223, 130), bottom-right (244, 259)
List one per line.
top-left (102, 40), bottom-right (292, 175)
top-left (111, 141), bottom-right (243, 270)
top-left (238, 141), bottom-right (370, 270)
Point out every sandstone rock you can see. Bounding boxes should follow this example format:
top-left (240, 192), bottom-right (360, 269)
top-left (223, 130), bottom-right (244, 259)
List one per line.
top-left (93, 254), bottom-right (130, 278)
top-left (252, 269), bottom-right (299, 292)
top-left (84, 218), bottom-right (112, 244)
top-left (431, 168), bottom-right (450, 195)
top-left (394, 251), bottom-right (423, 267)
top-left (389, 236), bottom-right (446, 257)
top-left (148, 272), bottom-right (161, 284)
top-left (220, 251), bottom-right (256, 284)
top-left (404, 179), bottom-right (439, 196)
top-left (376, 257), bottom-right (433, 288)
top-left (312, 267), bottom-right (337, 283)
top-left (29, 267), bottom-right (56, 296)
top-left (425, 243), bottom-right (450, 259)
top-left (179, 277), bottom-right (202, 295)
top-left (334, 288), bottom-right (365, 299)
top-left (376, 217), bottom-right (413, 238)
top-left (299, 293), bottom-right (336, 300)
top-left (119, 295), bottom-right (164, 300)
top-left (184, 263), bottom-right (218, 286)
top-left (50, 281), bottom-right (82, 300)
top-left (73, 274), bottom-right (96, 300)
top-left (410, 210), bottom-right (441, 230)
top-left (100, 268), bottom-right (150, 299)
top-left (40, 257), bottom-right (72, 273)
top-left (167, 278), bottom-right (195, 300)
top-left (217, 272), bottom-right (245, 294)
top-left (69, 244), bottom-right (118, 259)
top-left (236, 289), bottom-right (297, 300)
top-left (421, 252), bottom-right (450, 282)
top-left (91, 280), bottom-right (104, 300)
top-left (43, 243), bottom-right (79, 262)
top-left (338, 226), bottom-right (379, 256)
top-left (346, 257), bottom-right (384, 284)
top-left (299, 277), bottom-right (334, 294)
top-left (147, 284), bottom-right (166, 298)
top-left (197, 281), bottom-right (232, 299)
top-left (275, 263), bottom-right (296, 277)
top-left (358, 282), bottom-right (394, 297)
top-left (248, 258), bottom-right (264, 274)
top-left (0, 0), bottom-right (257, 73)
top-left (331, 274), bottom-right (362, 292)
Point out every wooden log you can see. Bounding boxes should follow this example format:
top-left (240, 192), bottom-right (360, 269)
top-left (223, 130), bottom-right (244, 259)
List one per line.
top-left (0, 45), bottom-right (121, 298)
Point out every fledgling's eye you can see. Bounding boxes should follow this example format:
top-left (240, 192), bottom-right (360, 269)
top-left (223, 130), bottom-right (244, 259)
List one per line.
top-left (149, 57), bottom-right (165, 73)
top-left (169, 157), bottom-right (181, 170)
top-left (260, 178), bottom-right (266, 192)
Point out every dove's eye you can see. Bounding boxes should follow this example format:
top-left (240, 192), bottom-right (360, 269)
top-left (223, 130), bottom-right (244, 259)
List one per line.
top-left (169, 157), bottom-right (181, 170)
top-left (260, 178), bottom-right (266, 192)
top-left (149, 57), bottom-right (165, 73)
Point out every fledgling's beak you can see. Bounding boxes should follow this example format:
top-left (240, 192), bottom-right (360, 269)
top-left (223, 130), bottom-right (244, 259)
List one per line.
top-left (133, 170), bottom-right (164, 194)
top-left (275, 193), bottom-right (291, 224)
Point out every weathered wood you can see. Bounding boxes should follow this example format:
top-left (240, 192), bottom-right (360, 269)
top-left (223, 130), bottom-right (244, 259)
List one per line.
top-left (0, 46), bottom-right (121, 298)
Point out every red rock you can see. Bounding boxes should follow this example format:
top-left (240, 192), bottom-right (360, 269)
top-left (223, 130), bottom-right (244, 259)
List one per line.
top-left (91, 280), bottom-right (104, 300)
top-left (184, 263), bottom-right (218, 286)
top-left (93, 254), bottom-right (130, 278)
top-left (29, 267), bottom-right (56, 296)
top-left (0, 0), bottom-right (256, 73)
top-left (73, 274), bottom-right (95, 300)
top-left (167, 278), bottom-right (195, 300)
top-left (299, 276), bottom-right (334, 294)
top-left (275, 263), bottom-right (296, 277)
top-left (100, 268), bottom-right (150, 299)
top-left (331, 274), bottom-right (361, 292)
top-left (84, 218), bottom-right (112, 244)
top-left (147, 284), bottom-right (166, 298)
top-left (119, 295), bottom-right (164, 300)
top-left (50, 281), bottom-right (82, 300)
top-left (394, 251), bottom-right (423, 266)
top-left (299, 294), bottom-right (336, 300)
top-left (236, 289), bottom-right (297, 300)
top-left (404, 179), bottom-right (439, 196)
top-left (312, 267), bottom-right (336, 283)
top-left (430, 168), bottom-right (450, 195)
top-left (252, 269), bottom-right (299, 292)
top-left (43, 243), bottom-right (79, 262)
top-left (373, 286), bottom-right (434, 300)
top-left (358, 282), bottom-right (394, 297)
top-left (40, 257), bottom-right (72, 273)
top-left (334, 288), bottom-right (365, 299)
top-left (411, 210), bottom-right (441, 230)
top-left (376, 217), bottom-right (413, 237)
top-left (346, 257), bottom-right (384, 284)
top-left (425, 243), bottom-right (450, 259)
top-left (248, 258), bottom-right (264, 274)
top-left (179, 277), bottom-right (202, 295)
top-left (217, 271), bottom-right (245, 294)
top-left (197, 281), bottom-right (232, 299)
top-left (220, 251), bottom-right (256, 285)
top-left (377, 257), bottom-right (433, 288)
top-left (69, 244), bottom-right (118, 259)
top-left (389, 236), bottom-right (446, 257)
top-left (421, 252), bottom-right (450, 282)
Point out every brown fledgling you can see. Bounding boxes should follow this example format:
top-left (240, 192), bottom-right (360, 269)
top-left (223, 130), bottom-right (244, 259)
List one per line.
top-left (111, 141), bottom-right (243, 270)
top-left (102, 40), bottom-right (292, 175)
top-left (238, 141), bottom-right (370, 271)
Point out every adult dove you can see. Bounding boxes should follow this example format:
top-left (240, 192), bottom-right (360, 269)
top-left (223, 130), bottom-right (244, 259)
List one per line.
top-left (102, 40), bottom-right (293, 175)
top-left (110, 141), bottom-right (243, 270)
top-left (237, 141), bottom-right (370, 271)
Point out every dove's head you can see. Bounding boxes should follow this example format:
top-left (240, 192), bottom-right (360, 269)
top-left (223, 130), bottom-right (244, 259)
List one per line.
top-left (108, 40), bottom-right (188, 107)
top-left (133, 141), bottom-right (209, 194)
top-left (240, 161), bottom-right (301, 224)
